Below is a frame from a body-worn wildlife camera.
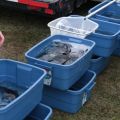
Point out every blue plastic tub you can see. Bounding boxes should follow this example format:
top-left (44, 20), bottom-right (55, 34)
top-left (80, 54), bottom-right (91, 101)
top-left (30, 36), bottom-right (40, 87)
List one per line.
top-left (89, 55), bottom-right (110, 75)
top-left (42, 70), bottom-right (96, 113)
top-left (89, 1), bottom-right (120, 24)
top-left (0, 59), bottom-right (46, 120)
top-left (89, 1), bottom-right (120, 56)
top-left (69, 15), bottom-right (120, 57)
top-left (86, 18), bottom-right (120, 57)
top-left (25, 35), bottom-right (95, 90)
top-left (25, 104), bottom-right (52, 120)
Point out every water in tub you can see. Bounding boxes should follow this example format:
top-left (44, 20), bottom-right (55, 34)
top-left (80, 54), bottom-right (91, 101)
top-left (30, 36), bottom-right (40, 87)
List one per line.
top-left (0, 82), bottom-right (26, 108)
top-left (37, 40), bottom-right (89, 65)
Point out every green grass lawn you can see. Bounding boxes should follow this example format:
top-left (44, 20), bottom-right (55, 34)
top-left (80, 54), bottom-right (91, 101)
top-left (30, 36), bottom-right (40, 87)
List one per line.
top-left (0, 2), bottom-right (120, 120)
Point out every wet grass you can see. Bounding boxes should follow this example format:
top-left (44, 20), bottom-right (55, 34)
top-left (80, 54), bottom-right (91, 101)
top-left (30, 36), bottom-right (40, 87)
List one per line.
top-left (0, 1), bottom-right (120, 120)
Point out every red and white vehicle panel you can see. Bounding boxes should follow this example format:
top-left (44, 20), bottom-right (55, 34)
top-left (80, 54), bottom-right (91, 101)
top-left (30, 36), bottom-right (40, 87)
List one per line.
top-left (1, 0), bottom-right (87, 16)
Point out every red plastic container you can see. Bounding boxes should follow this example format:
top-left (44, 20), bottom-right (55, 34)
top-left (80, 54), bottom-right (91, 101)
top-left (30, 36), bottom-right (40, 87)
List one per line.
top-left (0, 32), bottom-right (4, 47)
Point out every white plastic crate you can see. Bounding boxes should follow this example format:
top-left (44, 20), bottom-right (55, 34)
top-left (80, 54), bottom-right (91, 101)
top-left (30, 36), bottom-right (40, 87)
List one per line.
top-left (48, 16), bottom-right (99, 39)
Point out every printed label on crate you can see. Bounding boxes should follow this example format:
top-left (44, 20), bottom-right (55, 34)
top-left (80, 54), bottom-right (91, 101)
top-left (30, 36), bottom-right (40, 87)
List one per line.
top-left (44, 68), bottom-right (52, 86)
top-left (82, 93), bottom-right (87, 106)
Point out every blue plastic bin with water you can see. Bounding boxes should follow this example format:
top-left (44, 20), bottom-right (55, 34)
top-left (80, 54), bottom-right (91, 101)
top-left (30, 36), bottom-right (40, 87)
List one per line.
top-left (42, 70), bottom-right (96, 113)
top-left (89, 1), bottom-right (120, 56)
top-left (0, 59), bottom-right (46, 120)
top-left (89, 1), bottom-right (120, 24)
top-left (86, 18), bottom-right (120, 57)
top-left (25, 35), bottom-right (95, 90)
top-left (89, 55), bottom-right (110, 75)
top-left (25, 104), bottom-right (52, 120)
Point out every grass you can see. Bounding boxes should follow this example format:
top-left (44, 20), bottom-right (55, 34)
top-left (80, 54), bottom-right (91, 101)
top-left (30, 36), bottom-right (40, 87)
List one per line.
top-left (0, 2), bottom-right (120, 120)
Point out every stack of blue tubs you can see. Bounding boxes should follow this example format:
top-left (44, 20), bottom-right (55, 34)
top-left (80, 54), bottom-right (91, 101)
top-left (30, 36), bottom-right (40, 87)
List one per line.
top-left (89, 0), bottom-right (120, 56)
top-left (87, 18), bottom-right (120, 74)
top-left (25, 35), bottom-right (96, 113)
top-left (69, 15), bottom-right (120, 75)
top-left (86, 18), bottom-right (120, 57)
